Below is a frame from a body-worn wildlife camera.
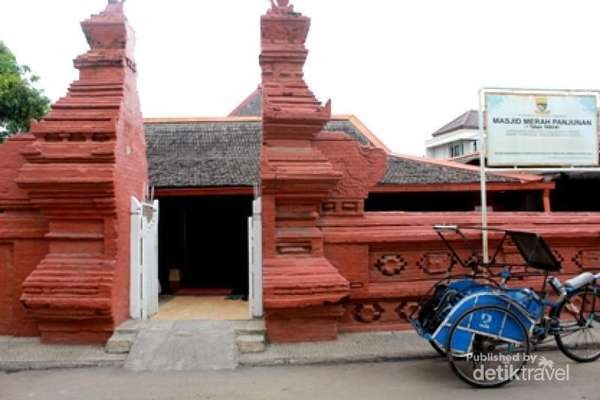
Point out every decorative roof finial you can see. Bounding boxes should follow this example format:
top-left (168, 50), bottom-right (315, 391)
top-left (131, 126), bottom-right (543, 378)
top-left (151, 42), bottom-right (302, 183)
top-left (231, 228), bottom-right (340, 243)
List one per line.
top-left (269, 0), bottom-right (294, 13)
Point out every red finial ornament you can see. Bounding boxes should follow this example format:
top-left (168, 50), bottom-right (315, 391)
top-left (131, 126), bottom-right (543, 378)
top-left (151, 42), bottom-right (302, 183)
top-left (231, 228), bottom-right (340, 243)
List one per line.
top-left (270, 0), bottom-right (293, 13)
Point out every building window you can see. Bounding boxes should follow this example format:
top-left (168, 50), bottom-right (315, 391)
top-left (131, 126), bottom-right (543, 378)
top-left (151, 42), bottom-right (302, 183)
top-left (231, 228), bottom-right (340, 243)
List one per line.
top-left (450, 143), bottom-right (464, 158)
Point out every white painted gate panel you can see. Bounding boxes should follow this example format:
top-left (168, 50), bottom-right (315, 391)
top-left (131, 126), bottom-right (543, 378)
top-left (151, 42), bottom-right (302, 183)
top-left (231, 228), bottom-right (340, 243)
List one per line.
top-left (248, 197), bottom-right (263, 318)
top-left (130, 197), bottom-right (159, 320)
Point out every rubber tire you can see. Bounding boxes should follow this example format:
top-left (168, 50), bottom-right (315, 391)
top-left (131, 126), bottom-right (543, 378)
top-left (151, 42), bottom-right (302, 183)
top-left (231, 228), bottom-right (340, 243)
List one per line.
top-left (429, 340), bottom-right (446, 357)
top-left (446, 305), bottom-right (530, 388)
top-left (554, 288), bottom-right (600, 363)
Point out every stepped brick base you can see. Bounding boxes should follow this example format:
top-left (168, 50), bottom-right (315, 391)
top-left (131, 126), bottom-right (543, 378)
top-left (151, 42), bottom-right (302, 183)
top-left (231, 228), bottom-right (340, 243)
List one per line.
top-left (0, 2), bottom-right (147, 343)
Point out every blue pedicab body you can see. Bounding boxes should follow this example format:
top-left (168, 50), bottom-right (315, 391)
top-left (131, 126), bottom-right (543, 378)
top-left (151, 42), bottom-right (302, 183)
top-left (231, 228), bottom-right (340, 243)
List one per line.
top-left (431, 285), bottom-right (543, 353)
top-left (416, 279), bottom-right (543, 354)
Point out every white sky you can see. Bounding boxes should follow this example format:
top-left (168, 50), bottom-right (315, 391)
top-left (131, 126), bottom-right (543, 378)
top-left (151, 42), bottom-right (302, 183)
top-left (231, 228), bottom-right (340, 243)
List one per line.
top-left (1, 0), bottom-right (600, 155)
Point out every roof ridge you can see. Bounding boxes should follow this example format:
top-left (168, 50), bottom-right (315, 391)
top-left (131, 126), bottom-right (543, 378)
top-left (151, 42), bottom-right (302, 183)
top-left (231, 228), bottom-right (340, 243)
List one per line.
top-left (229, 86), bottom-right (262, 117)
top-left (337, 115), bottom-right (391, 153)
top-left (460, 110), bottom-right (472, 125)
top-left (144, 116), bottom-right (262, 124)
top-left (143, 115), bottom-right (363, 124)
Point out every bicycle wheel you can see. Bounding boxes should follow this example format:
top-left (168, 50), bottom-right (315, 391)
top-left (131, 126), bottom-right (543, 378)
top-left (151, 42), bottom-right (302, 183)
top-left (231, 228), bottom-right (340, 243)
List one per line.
top-left (555, 287), bottom-right (600, 362)
top-left (429, 340), bottom-right (446, 357)
top-left (446, 305), bottom-right (530, 388)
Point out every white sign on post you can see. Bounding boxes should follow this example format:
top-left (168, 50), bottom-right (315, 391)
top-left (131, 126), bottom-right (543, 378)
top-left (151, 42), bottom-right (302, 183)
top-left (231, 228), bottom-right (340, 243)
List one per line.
top-left (478, 88), bottom-right (599, 263)
top-left (486, 93), bottom-right (599, 167)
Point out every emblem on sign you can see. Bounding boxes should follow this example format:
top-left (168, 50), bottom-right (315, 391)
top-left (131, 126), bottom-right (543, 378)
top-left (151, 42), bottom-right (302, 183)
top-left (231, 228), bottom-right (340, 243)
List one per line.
top-left (535, 96), bottom-right (550, 114)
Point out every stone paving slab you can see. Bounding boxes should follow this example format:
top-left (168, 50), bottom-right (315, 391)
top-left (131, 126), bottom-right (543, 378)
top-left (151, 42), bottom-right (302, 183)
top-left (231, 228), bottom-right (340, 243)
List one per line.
top-left (124, 320), bottom-right (238, 372)
top-left (240, 330), bottom-right (439, 366)
top-left (0, 336), bottom-right (126, 372)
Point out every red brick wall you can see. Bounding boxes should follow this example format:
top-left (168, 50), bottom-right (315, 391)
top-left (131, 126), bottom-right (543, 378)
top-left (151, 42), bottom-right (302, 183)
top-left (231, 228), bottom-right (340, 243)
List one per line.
top-left (0, 136), bottom-right (49, 336)
top-left (319, 212), bottom-right (600, 333)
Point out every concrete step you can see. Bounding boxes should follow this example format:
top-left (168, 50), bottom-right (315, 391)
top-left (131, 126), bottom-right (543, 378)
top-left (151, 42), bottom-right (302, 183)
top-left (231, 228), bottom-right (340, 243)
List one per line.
top-left (113, 319), bottom-right (146, 335)
top-left (236, 333), bottom-right (266, 354)
top-left (105, 332), bottom-right (137, 355)
top-left (233, 319), bottom-right (266, 336)
top-left (105, 320), bottom-right (145, 355)
top-left (124, 321), bottom-right (237, 371)
top-left (234, 319), bottom-right (267, 354)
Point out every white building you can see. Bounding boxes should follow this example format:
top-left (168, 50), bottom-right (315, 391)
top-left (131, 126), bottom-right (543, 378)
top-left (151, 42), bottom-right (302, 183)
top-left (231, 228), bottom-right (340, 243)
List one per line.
top-left (426, 110), bottom-right (479, 161)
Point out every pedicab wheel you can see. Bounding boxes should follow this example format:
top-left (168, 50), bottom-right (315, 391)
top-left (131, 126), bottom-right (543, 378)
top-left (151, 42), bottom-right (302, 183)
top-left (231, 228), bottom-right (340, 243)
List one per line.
top-left (446, 305), bottom-right (530, 388)
top-left (429, 340), bottom-right (446, 357)
top-left (554, 287), bottom-right (600, 363)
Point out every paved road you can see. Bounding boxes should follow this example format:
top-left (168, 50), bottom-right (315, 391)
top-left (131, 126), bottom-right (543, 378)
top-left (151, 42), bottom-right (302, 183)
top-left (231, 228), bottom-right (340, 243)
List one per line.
top-left (1, 353), bottom-right (597, 400)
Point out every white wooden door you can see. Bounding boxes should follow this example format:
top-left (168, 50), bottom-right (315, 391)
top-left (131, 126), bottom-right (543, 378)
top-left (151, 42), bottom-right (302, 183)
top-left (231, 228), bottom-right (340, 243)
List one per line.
top-left (248, 197), bottom-right (263, 318)
top-left (130, 197), bottom-right (160, 320)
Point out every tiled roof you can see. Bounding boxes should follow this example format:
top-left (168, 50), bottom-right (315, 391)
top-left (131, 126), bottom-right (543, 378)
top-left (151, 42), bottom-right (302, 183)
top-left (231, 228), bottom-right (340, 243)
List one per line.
top-left (145, 121), bottom-right (261, 188)
top-left (382, 155), bottom-right (512, 185)
top-left (144, 119), bottom-right (376, 188)
top-left (433, 110), bottom-right (479, 137)
top-left (229, 88), bottom-right (262, 117)
top-left (144, 118), bottom-right (522, 189)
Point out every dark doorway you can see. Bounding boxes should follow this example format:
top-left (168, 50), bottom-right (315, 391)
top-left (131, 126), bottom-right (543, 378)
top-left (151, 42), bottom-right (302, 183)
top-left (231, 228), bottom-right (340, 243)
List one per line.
top-left (366, 192), bottom-right (480, 212)
top-left (551, 175), bottom-right (600, 211)
top-left (158, 195), bottom-right (253, 297)
top-left (365, 191), bottom-right (543, 212)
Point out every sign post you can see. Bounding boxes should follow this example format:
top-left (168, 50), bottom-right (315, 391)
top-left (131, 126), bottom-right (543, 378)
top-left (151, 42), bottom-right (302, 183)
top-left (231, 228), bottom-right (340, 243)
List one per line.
top-left (478, 90), bottom-right (489, 262)
top-left (478, 88), bottom-right (599, 262)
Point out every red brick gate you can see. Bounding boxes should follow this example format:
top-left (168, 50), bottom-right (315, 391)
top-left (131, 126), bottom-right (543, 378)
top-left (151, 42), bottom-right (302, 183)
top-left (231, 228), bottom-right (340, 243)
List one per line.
top-left (259, 1), bottom-right (600, 342)
top-left (1, 1), bottom-right (599, 345)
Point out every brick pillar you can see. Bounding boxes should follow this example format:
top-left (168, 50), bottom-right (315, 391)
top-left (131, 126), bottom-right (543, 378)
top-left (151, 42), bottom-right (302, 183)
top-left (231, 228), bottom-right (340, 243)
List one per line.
top-left (15, 2), bottom-right (147, 343)
top-left (260, 1), bottom-right (350, 342)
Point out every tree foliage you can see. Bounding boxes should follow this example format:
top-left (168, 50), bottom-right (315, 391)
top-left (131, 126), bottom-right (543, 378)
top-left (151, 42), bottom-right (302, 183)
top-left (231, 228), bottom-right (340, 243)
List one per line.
top-left (0, 41), bottom-right (50, 141)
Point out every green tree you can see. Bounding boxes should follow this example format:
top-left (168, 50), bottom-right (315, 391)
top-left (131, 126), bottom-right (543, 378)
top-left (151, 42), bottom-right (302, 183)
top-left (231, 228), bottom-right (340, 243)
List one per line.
top-left (0, 41), bottom-right (50, 142)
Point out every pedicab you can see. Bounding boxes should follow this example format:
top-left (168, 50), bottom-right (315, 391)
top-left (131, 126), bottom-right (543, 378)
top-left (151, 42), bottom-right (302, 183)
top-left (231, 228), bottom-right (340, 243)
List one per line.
top-left (409, 225), bottom-right (600, 387)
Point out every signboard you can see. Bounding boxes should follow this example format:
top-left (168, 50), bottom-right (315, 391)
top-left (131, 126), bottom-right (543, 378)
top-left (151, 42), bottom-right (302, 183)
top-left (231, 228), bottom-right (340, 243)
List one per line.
top-left (486, 93), bottom-right (599, 167)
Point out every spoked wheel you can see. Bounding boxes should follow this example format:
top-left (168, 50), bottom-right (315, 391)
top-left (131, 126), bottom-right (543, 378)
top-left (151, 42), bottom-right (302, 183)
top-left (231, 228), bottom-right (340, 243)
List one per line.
top-left (446, 305), bottom-right (530, 388)
top-left (555, 287), bottom-right (600, 362)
